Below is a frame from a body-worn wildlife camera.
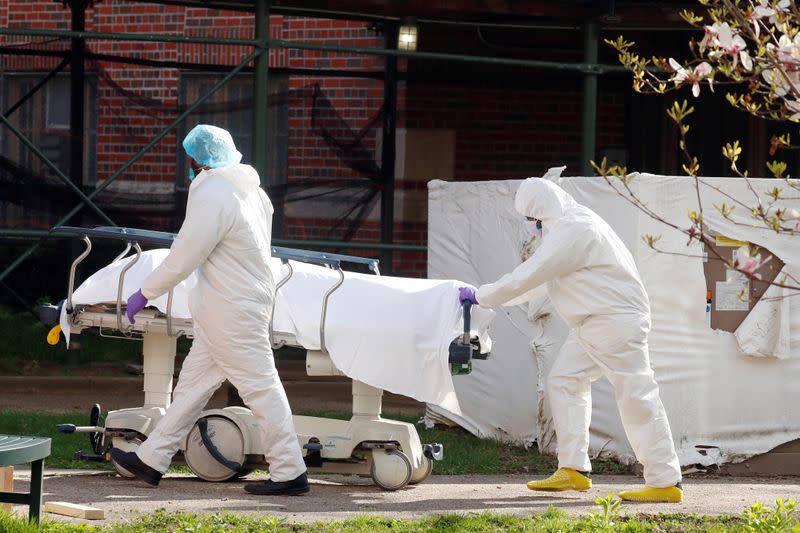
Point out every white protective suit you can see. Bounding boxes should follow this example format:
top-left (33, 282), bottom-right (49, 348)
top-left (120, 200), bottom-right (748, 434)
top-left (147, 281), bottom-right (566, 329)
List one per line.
top-left (134, 162), bottom-right (306, 482)
top-left (476, 177), bottom-right (682, 488)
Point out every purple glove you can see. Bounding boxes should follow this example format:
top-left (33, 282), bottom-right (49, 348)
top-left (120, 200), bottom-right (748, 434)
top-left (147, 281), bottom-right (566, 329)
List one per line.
top-left (126, 289), bottom-right (148, 325)
top-left (458, 287), bottom-right (479, 305)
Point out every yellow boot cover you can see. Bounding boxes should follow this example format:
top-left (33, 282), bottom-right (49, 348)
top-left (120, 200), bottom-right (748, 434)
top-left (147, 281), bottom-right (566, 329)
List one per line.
top-left (618, 485), bottom-right (683, 503)
top-left (526, 468), bottom-right (592, 492)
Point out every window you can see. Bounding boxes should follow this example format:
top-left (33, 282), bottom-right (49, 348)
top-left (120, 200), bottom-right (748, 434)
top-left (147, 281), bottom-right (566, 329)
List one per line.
top-left (46, 76), bottom-right (71, 129)
top-left (1, 72), bottom-right (98, 185)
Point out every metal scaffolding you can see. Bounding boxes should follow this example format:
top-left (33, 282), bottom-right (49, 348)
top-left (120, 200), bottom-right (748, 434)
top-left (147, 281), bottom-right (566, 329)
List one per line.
top-left (0, 0), bottom-right (631, 290)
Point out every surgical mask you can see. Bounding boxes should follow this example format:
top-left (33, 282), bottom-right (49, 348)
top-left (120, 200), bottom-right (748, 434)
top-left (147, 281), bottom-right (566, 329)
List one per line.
top-left (525, 220), bottom-right (543, 239)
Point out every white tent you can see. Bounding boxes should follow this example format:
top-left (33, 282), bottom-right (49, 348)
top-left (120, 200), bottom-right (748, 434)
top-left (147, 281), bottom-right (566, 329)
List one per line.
top-left (426, 173), bottom-right (800, 468)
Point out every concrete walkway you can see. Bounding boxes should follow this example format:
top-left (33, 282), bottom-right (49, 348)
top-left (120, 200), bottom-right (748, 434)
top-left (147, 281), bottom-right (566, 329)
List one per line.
top-left (7, 469), bottom-right (800, 526)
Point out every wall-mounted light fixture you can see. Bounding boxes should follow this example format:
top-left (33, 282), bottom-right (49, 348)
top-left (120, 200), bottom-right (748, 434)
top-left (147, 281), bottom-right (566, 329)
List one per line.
top-left (398, 18), bottom-right (418, 51)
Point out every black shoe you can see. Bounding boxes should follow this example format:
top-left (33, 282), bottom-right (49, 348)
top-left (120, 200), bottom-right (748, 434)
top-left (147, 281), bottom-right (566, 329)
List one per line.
top-left (110, 448), bottom-right (162, 486)
top-left (244, 472), bottom-right (309, 496)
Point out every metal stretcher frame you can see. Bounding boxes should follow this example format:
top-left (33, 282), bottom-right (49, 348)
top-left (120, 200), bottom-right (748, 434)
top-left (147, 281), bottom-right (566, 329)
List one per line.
top-left (45, 224), bottom-right (463, 488)
top-left (52, 225), bottom-right (380, 355)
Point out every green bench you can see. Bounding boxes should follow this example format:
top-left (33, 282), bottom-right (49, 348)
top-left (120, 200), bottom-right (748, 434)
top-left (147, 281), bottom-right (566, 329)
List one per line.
top-left (0, 435), bottom-right (51, 523)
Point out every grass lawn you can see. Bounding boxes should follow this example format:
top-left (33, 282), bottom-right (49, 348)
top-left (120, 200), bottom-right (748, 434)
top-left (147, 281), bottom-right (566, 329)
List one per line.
top-left (0, 410), bottom-right (628, 476)
top-left (0, 308), bottom-right (146, 373)
top-left (0, 505), bottom-right (772, 533)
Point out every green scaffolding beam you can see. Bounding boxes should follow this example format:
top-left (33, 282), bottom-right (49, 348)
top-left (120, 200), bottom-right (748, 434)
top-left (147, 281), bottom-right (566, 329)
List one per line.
top-left (0, 48), bottom-right (262, 283)
top-left (0, 7), bottom-right (624, 289)
top-left (0, 27), bottom-right (627, 74)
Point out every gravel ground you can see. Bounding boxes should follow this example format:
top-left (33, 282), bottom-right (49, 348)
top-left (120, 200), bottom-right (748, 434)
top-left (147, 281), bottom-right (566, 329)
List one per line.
top-left (6, 468), bottom-right (800, 526)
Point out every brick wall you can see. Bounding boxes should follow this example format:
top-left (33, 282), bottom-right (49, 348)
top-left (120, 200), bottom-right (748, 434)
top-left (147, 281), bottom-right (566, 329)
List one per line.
top-left (0, 1), bottom-right (628, 278)
top-left (406, 84), bottom-right (626, 180)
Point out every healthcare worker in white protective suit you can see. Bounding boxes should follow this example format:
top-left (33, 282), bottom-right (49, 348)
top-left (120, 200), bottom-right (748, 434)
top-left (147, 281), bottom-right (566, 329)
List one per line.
top-left (110, 124), bottom-right (309, 496)
top-left (459, 176), bottom-right (683, 503)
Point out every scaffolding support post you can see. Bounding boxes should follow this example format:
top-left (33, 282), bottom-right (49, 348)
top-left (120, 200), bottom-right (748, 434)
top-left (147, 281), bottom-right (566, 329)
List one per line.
top-left (253, 0), bottom-right (270, 183)
top-left (253, 0), bottom-right (282, 236)
top-left (68, 0), bottom-right (87, 365)
top-left (380, 21), bottom-right (399, 274)
top-left (0, 49), bottom-right (262, 284)
top-left (70, 0), bottom-right (86, 193)
top-left (581, 18), bottom-right (599, 176)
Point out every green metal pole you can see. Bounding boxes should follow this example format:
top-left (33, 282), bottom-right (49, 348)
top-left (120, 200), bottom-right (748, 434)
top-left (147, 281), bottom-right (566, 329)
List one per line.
top-left (380, 22), bottom-right (399, 274)
top-left (253, 0), bottom-right (269, 184)
top-left (70, 0), bottom-right (87, 197)
top-left (269, 39), bottom-right (627, 74)
top-left (0, 27), bottom-right (628, 74)
top-left (581, 18), bottom-right (599, 176)
top-left (0, 49), bottom-right (262, 283)
top-left (0, 27), bottom-right (260, 47)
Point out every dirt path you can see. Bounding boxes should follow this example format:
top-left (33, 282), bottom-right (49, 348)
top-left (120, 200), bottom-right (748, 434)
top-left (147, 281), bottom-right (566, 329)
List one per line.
top-left (7, 469), bottom-right (800, 526)
top-left (0, 361), bottom-right (424, 415)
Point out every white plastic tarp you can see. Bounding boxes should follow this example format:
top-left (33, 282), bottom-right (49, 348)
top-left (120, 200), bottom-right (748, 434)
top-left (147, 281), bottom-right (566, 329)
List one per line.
top-left (427, 174), bottom-right (800, 466)
top-left (60, 250), bottom-right (495, 414)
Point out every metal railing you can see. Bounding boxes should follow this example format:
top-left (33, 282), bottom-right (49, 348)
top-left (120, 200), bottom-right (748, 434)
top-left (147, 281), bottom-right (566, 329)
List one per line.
top-left (0, 0), bottom-right (611, 295)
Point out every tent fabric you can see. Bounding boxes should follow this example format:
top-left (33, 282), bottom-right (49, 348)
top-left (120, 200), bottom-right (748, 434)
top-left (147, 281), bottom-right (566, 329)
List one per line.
top-left (427, 174), bottom-right (800, 467)
top-left (60, 250), bottom-right (495, 413)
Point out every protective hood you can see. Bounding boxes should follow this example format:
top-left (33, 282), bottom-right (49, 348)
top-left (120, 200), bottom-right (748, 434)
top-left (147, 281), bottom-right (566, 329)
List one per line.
top-left (194, 164), bottom-right (262, 195)
top-left (514, 178), bottom-right (577, 221)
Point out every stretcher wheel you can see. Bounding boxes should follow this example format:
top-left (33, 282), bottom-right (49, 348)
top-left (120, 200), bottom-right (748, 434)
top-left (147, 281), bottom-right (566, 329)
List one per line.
top-left (111, 436), bottom-right (142, 479)
top-left (370, 448), bottom-right (412, 491)
top-left (185, 415), bottom-right (246, 482)
top-left (88, 404), bottom-right (103, 455)
top-left (409, 455), bottom-right (433, 485)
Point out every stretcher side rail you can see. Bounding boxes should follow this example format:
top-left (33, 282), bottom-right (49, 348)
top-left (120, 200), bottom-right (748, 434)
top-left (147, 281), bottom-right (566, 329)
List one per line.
top-left (50, 225), bottom-right (382, 354)
top-left (53, 226), bottom-right (380, 270)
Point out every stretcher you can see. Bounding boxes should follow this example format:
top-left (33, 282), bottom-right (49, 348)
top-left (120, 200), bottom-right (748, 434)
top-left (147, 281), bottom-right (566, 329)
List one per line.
top-left (39, 226), bottom-right (490, 490)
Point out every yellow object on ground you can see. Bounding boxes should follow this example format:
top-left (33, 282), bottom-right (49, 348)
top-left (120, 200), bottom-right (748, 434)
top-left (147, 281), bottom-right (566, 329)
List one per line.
top-left (46, 325), bottom-right (62, 346)
top-left (526, 468), bottom-right (592, 492)
top-left (618, 485), bottom-right (683, 503)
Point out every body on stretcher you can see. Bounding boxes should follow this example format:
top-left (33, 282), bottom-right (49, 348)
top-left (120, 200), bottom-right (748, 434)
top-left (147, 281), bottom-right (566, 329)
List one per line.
top-left (39, 226), bottom-right (490, 490)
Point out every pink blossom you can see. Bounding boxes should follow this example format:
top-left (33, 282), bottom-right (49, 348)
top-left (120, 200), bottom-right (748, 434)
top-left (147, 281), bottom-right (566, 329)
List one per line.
top-left (789, 208), bottom-right (800, 231)
top-left (669, 59), bottom-right (713, 97)
top-left (786, 98), bottom-right (800, 120)
top-left (700, 23), bottom-right (719, 52)
top-left (751, 0), bottom-right (790, 25)
top-left (733, 246), bottom-right (767, 278)
top-left (762, 67), bottom-right (800, 97)
top-left (713, 23), bottom-right (753, 71)
top-left (748, 0), bottom-right (789, 35)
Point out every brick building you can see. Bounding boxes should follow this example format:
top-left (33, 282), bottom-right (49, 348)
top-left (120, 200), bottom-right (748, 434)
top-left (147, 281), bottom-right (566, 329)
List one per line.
top-left (0, 0), bottom-right (773, 288)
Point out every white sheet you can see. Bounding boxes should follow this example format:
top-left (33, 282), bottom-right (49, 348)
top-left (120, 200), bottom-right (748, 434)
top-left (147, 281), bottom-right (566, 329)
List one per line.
top-left (60, 250), bottom-right (495, 414)
top-left (427, 174), bottom-right (800, 466)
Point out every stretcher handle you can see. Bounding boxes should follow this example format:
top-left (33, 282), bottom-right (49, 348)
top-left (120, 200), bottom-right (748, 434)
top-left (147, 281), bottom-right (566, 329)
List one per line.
top-left (53, 226), bottom-right (381, 273)
top-left (272, 246), bottom-right (379, 272)
top-left (462, 301), bottom-right (472, 345)
top-left (66, 236), bottom-right (92, 314)
top-left (112, 242), bottom-right (132, 264)
top-left (54, 225), bottom-right (177, 247)
top-left (116, 242), bottom-right (142, 333)
top-left (320, 266), bottom-right (345, 355)
top-left (270, 261), bottom-right (294, 348)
